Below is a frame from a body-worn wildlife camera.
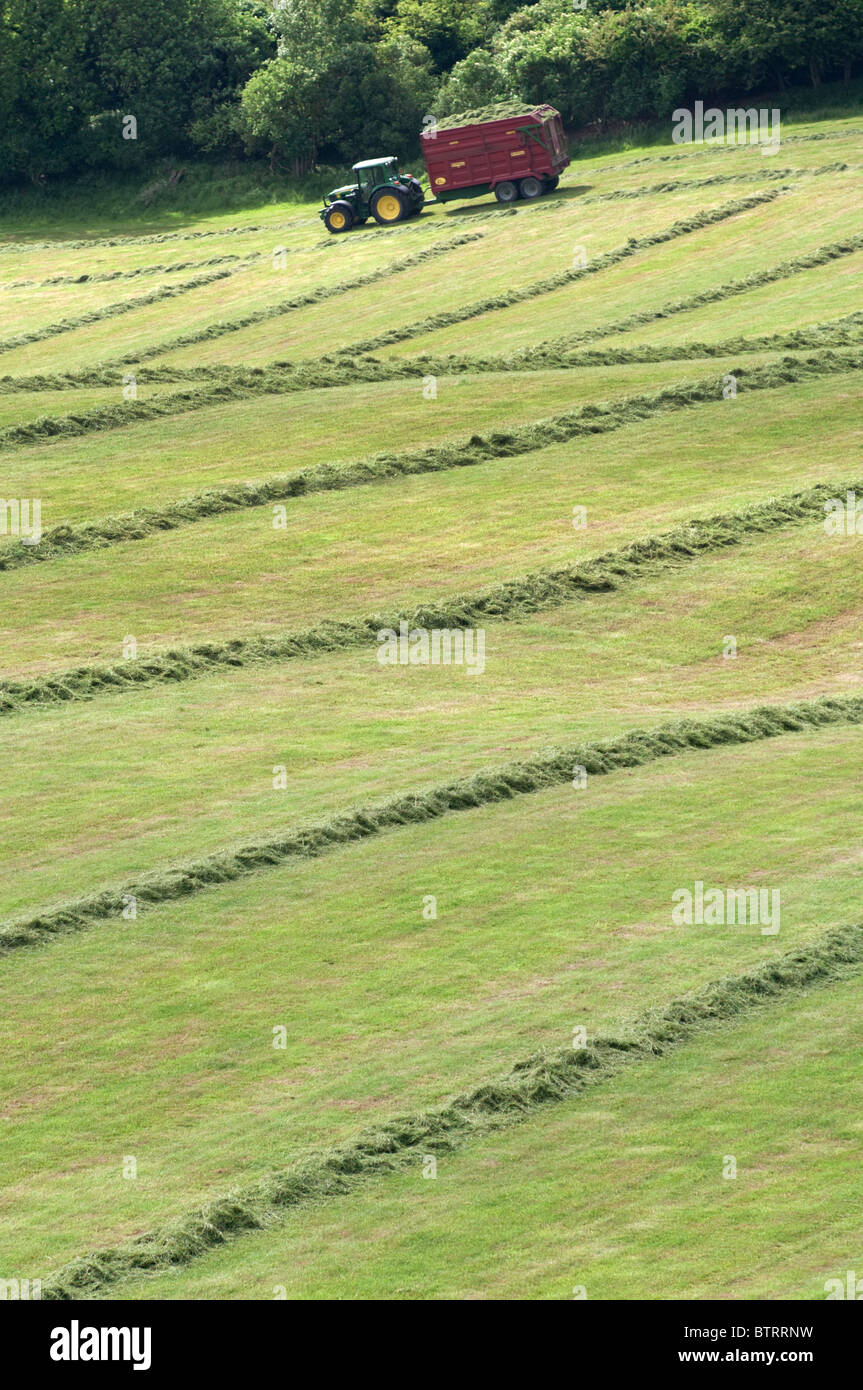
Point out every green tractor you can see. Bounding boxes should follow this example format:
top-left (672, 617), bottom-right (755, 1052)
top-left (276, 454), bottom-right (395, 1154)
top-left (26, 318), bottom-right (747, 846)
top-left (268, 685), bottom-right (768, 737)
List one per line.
top-left (320, 157), bottom-right (425, 233)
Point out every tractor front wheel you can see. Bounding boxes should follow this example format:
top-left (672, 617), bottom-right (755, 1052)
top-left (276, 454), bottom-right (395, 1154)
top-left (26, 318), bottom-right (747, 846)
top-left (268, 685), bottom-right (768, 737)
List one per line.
top-left (519, 176), bottom-right (544, 199)
top-left (494, 181), bottom-right (518, 203)
top-left (324, 201), bottom-right (354, 234)
top-left (371, 188), bottom-right (408, 225)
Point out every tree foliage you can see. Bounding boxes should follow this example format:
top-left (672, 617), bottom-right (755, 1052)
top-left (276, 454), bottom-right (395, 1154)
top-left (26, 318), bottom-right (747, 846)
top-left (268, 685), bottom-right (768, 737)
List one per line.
top-left (1, 0), bottom-right (862, 185)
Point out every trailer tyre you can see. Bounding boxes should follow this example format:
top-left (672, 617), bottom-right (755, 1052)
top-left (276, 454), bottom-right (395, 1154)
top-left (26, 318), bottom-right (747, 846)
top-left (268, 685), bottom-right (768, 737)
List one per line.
top-left (544, 174), bottom-right (560, 191)
top-left (324, 201), bottom-right (354, 233)
top-left (519, 176), bottom-right (544, 199)
top-left (494, 181), bottom-right (518, 203)
top-left (371, 188), bottom-right (408, 224)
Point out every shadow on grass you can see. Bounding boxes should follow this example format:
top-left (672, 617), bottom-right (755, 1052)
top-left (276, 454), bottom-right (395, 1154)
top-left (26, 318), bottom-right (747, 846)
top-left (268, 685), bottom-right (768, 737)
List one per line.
top-left (439, 185), bottom-right (594, 218)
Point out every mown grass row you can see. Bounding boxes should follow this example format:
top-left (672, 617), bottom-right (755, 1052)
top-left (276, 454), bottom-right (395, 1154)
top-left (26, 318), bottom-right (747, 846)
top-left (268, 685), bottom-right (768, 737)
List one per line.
top-left (1, 303), bottom-right (860, 401)
top-left (329, 192), bottom-right (780, 355)
top-left (423, 312), bottom-right (863, 373)
top-left (57, 193), bottom-right (775, 374)
top-left (113, 230), bottom-right (484, 365)
top-left (0, 251), bottom-right (256, 291)
top-left (40, 919), bottom-right (863, 1298)
top-left (3, 693), bottom-right (861, 956)
top-left (341, 223), bottom-right (863, 357)
top-left (611, 131), bottom-right (863, 170)
top-left (569, 163), bottom-right (849, 202)
top-left (1, 349), bottom-right (859, 573)
top-left (0, 263), bottom-right (250, 355)
top-left (551, 236), bottom-right (863, 351)
top-left (0, 213), bottom-right (316, 254)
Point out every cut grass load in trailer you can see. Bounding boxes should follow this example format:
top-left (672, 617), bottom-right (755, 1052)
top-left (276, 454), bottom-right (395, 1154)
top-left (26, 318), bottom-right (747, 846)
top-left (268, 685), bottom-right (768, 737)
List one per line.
top-left (421, 102), bottom-right (570, 205)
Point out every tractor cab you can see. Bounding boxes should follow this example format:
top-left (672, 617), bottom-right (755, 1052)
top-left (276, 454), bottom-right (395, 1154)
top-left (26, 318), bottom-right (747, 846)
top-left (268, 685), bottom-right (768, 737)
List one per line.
top-left (353, 156), bottom-right (399, 197)
top-left (320, 156), bottom-right (425, 233)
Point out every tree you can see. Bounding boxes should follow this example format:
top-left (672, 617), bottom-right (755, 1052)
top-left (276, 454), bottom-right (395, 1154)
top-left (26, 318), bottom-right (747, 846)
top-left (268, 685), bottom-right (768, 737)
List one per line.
top-left (383, 0), bottom-right (492, 72)
top-left (239, 1), bottom-right (435, 173)
top-left (709, 0), bottom-right (863, 88)
top-left (436, 49), bottom-right (515, 116)
top-left (76, 0), bottom-right (264, 162)
top-left (0, 0), bottom-right (94, 181)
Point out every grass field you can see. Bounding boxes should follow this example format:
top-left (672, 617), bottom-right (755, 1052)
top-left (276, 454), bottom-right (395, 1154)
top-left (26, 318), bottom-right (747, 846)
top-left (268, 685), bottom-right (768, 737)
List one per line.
top-left (2, 109), bottom-right (862, 1302)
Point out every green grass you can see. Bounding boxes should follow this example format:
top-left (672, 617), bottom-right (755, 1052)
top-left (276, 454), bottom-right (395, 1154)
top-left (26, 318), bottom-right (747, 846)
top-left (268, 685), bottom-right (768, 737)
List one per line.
top-left (1, 516), bottom-right (862, 920)
top-left (0, 371), bottom-right (858, 676)
top-left (101, 968), bottom-right (863, 1301)
top-left (2, 106), bottom-right (862, 1301)
top-left (1, 726), bottom-right (861, 1277)
top-left (0, 358), bottom-right (738, 527)
top-left (154, 189), bottom-right (783, 368)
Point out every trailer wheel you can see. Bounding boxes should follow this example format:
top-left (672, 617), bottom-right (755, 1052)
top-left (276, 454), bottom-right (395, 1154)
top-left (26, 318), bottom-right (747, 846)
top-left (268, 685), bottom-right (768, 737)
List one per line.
top-left (519, 176), bottom-right (544, 200)
top-left (544, 174), bottom-right (560, 192)
top-left (494, 181), bottom-right (518, 203)
top-left (324, 201), bottom-right (354, 233)
top-left (371, 188), bottom-right (408, 224)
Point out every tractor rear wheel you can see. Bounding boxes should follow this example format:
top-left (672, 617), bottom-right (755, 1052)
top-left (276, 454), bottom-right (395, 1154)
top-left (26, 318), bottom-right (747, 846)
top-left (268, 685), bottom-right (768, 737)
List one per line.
top-left (371, 188), bottom-right (408, 225)
top-left (401, 176), bottom-right (425, 214)
top-left (519, 176), bottom-right (544, 199)
top-left (324, 201), bottom-right (354, 234)
top-left (494, 181), bottom-right (518, 203)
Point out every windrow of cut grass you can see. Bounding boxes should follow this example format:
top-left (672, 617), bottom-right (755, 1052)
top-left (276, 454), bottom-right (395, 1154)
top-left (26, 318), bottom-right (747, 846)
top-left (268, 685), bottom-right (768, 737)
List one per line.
top-left (2, 723), bottom-right (860, 1277)
top-left (608, 127), bottom-right (863, 171)
top-left (1, 304), bottom-right (861, 403)
top-left (370, 230), bottom-right (863, 360)
top-left (2, 514), bottom-right (860, 920)
top-left (0, 212), bottom-right (317, 256)
top-left (0, 263), bottom-right (256, 356)
top-left (39, 921), bottom-right (863, 1300)
top-left (0, 350), bottom-right (858, 583)
top-left (412, 313), bottom-right (863, 377)
top-left (311, 193), bottom-right (781, 357)
top-left (601, 255), bottom-right (863, 352)
top-left (3, 690), bottom-right (862, 955)
top-left (557, 163), bottom-right (851, 201)
top-left (0, 251), bottom-right (260, 291)
top-left (0, 384), bottom-right (173, 431)
top-left (115, 967), bottom-right (863, 1301)
top-left (0, 214), bottom-right (333, 287)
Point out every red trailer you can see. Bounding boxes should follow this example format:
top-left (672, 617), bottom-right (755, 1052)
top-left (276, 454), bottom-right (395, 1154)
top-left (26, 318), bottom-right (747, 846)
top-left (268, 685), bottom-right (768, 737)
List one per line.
top-left (421, 103), bottom-right (569, 206)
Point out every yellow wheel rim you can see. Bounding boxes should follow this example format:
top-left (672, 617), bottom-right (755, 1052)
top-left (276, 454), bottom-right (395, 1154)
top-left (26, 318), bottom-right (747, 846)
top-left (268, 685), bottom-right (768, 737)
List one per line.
top-left (329, 210), bottom-right (346, 229)
top-left (376, 193), bottom-right (402, 221)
